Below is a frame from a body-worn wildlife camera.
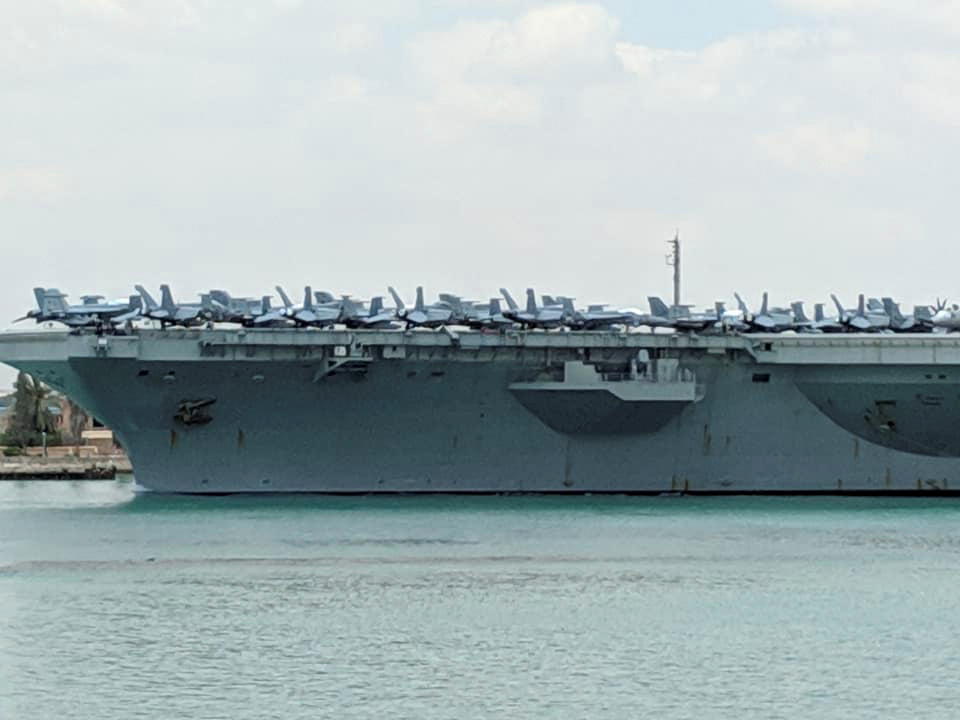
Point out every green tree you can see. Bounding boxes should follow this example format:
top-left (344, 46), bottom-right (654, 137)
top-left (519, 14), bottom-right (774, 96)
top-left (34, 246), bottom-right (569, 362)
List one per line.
top-left (5, 372), bottom-right (56, 447)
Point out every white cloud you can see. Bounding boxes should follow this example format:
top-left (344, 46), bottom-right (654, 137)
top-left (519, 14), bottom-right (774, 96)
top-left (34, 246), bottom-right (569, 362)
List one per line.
top-left (782, 0), bottom-right (960, 35)
top-left (0, 167), bottom-right (67, 199)
top-left (408, 3), bottom-right (619, 130)
top-left (903, 54), bottom-right (960, 126)
top-left (615, 28), bottom-right (850, 107)
top-left (757, 123), bottom-right (879, 172)
top-left (411, 3), bottom-right (619, 81)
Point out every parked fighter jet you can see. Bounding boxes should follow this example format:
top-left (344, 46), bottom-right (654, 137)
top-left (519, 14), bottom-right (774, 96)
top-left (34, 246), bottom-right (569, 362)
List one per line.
top-left (17, 288), bottom-right (142, 328)
top-left (275, 286), bottom-right (340, 327)
top-left (440, 296), bottom-right (513, 330)
top-left (340, 296), bottom-right (398, 329)
top-left (790, 302), bottom-right (842, 333)
top-left (436, 293), bottom-right (474, 326)
top-left (714, 301), bottom-right (749, 332)
top-left (880, 298), bottom-right (921, 332)
top-left (135, 285), bottom-right (213, 328)
top-left (646, 297), bottom-right (717, 331)
top-left (248, 295), bottom-right (291, 327)
top-left (557, 298), bottom-right (634, 330)
top-left (207, 290), bottom-right (275, 326)
top-left (914, 302), bottom-right (941, 331)
top-left (389, 287), bottom-right (454, 328)
top-left (499, 289), bottom-right (567, 329)
top-left (477, 298), bottom-right (515, 330)
top-left (735, 293), bottom-right (795, 332)
top-left (831, 294), bottom-right (890, 332)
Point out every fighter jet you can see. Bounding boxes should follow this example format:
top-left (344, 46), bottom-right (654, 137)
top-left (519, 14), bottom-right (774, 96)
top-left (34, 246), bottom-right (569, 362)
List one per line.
top-left (389, 287), bottom-right (454, 328)
top-left (207, 290), bottom-right (275, 326)
top-left (275, 286), bottom-right (340, 327)
top-left (249, 295), bottom-right (291, 328)
top-left (499, 289), bottom-right (567, 329)
top-left (831, 294), bottom-right (890, 332)
top-left (557, 298), bottom-right (635, 330)
top-left (18, 288), bottom-right (142, 328)
top-left (435, 293), bottom-right (474, 326)
top-left (135, 285), bottom-right (215, 328)
top-left (646, 297), bottom-right (717, 331)
top-left (441, 297), bottom-right (513, 330)
top-left (714, 301), bottom-right (749, 332)
top-left (881, 298), bottom-right (921, 332)
top-left (914, 302), bottom-right (941, 332)
top-left (790, 302), bottom-right (841, 333)
top-left (340, 296), bottom-right (398, 329)
top-left (735, 293), bottom-right (795, 332)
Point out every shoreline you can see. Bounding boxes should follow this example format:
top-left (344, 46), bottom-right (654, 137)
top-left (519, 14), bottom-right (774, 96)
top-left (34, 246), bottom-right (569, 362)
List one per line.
top-left (0, 454), bottom-right (132, 480)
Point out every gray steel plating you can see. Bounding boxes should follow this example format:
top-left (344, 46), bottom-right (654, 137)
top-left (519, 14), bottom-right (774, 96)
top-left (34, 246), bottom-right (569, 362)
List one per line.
top-left (4, 328), bottom-right (960, 494)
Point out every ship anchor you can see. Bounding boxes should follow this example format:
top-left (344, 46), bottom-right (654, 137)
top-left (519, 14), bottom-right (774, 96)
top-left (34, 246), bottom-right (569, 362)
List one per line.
top-left (174, 398), bottom-right (216, 426)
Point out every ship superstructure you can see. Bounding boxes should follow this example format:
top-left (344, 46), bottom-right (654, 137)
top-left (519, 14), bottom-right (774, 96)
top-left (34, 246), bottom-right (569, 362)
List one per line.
top-left (3, 327), bottom-right (960, 493)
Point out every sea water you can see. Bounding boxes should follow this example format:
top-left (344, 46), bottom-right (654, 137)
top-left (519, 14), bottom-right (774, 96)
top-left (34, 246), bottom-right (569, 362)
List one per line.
top-left (1, 480), bottom-right (959, 719)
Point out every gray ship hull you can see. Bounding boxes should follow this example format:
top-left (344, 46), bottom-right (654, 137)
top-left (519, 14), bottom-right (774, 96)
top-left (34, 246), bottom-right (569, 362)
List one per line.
top-left (4, 329), bottom-right (960, 493)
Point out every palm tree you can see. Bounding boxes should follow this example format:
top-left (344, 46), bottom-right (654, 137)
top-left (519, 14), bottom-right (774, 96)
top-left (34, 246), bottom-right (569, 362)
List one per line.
top-left (7, 372), bottom-right (55, 446)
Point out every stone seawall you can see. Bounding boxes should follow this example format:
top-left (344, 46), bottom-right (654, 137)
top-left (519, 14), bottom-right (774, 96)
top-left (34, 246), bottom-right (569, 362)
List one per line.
top-left (0, 452), bottom-right (132, 479)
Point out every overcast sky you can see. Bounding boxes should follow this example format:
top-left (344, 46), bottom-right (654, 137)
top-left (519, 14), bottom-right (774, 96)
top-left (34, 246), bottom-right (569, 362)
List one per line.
top-left (3, 0), bottom-right (960, 386)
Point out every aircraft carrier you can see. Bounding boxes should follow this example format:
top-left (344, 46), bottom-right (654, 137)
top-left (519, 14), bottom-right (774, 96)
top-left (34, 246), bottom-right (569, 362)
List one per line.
top-left (3, 327), bottom-right (960, 494)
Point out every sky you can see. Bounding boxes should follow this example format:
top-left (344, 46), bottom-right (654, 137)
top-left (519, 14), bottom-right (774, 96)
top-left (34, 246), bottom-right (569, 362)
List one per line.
top-left (3, 0), bottom-right (960, 386)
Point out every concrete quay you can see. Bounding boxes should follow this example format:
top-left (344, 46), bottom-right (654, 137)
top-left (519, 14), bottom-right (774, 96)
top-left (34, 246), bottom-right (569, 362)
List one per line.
top-left (0, 452), bottom-right (132, 480)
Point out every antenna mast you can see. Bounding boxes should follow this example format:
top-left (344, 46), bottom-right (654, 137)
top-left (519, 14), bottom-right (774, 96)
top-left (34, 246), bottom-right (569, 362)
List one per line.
top-left (665, 231), bottom-right (680, 306)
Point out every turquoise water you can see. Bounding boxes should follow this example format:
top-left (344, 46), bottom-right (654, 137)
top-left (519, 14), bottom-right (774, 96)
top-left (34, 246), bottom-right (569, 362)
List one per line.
top-left (2, 481), bottom-right (960, 718)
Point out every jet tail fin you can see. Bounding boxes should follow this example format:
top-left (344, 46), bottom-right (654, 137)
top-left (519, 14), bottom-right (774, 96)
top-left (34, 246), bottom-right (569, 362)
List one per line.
top-left (830, 294), bottom-right (846, 320)
top-left (275, 286), bottom-right (293, 309)
top-left (525, 288), bottom-right (538, 314)
top-left (159, 285), bottom-right (177, 311)
top-left (41, 289), bottom-right (68, 316)
top-left (882, 297), bottom-right (902, 322)
top-left (303, 286), bottom-right (314, 310)
top-left (715, 301), bottom-right (726, 320)
top-left (438, 293), bottom-right (462, 314)
top-left (542, 295), bottom-right (556, 307)
top-left (369, 296), bottom-right (383, 315)
top-left (388, 286), bottom-right (405, 311)
top-left (135, 285), bottom-right (159, 312)
top-left (32, 288), bottom-right (45, 310)
top-left (792, 301), bottom-right (810, 323)
top-left (815, 303), bottom-right (825, 323)
top-left (489, 298), bottom-right (502, 316)
top-left (414, 286), bottom-right (425, 313)
top-left (856, 293), bottom-right (866, 318)
top-left (261, 295), bottom-right (272, 312)
top-left (648, 296), bottom-right (670, 318)
top-left (734, 292), bottom-right (750, 317)
top-left (159, 285), bottom-right (177, 312)
top-left (499, 288), bottom-right (518, 311)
